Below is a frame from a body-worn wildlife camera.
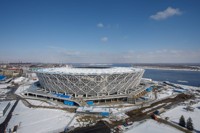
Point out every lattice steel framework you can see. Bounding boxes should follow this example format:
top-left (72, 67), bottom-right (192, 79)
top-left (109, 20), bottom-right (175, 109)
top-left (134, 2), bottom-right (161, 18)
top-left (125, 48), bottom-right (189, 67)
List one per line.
top-left (35, 68), bottom-right (144, 98)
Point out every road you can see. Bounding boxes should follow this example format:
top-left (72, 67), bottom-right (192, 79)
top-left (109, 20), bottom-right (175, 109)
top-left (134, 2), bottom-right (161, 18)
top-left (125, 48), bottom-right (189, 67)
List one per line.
top-left (0, 85), bottom-right (19, 133)
top-left (158, 118), bottom-right (192, 133)
top-left (64, 113), bottom-right (77, 132)
top-left (0, 100), bottom-right (19, 133)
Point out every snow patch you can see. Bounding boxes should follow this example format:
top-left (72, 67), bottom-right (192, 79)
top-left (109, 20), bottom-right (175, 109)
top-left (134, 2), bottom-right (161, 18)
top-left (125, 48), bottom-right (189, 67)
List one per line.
top-left (161, 102), bottom-right (200, 131)
top-left (126, 119), bottom-right (182, 133)
top-left (7, 100), bottom-right (75, 133)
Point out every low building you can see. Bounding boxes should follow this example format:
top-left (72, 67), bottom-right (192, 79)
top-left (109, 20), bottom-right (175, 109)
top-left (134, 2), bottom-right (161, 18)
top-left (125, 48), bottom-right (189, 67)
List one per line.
top-left (76, 106), bottom-right (110, 116)
top-left (1, 68), bottom-right (23, 77)
top-left (0, 75), bottom-right (6, 81)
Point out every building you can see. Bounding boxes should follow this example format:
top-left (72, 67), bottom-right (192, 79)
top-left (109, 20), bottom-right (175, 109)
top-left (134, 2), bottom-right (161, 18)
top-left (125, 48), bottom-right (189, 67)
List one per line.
top-left (0, 101), bottom-right (11, 117)
top-left (76, 106), bottom-right (110, 116)
top-left (0, 68), bottom-right (23, 77)
top-left (34, 67), bottom-right (144, 99)
top-left (0, 75), bottom-right (6, 81)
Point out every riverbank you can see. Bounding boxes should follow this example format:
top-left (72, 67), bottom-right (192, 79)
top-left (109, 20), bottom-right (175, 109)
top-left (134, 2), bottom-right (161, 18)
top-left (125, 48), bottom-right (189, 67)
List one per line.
top-left (138, 67), bottom-right (200, 72)
top-left (143, 69), bottom-right (200, 87)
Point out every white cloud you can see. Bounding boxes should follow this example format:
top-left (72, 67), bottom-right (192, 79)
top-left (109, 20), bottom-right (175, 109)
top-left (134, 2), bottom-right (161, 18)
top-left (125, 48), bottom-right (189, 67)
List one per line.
top-left (101, 37), bottom-right (108, 42)
top-left (150, 7), bottom-right (182, 20)
top-left (97, 23), bottom-right (104, 28)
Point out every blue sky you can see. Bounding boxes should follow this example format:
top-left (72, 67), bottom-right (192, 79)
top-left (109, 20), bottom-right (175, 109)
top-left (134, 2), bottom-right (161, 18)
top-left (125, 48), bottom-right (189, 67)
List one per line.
top-left (0, 0), bottom-right (200, 63)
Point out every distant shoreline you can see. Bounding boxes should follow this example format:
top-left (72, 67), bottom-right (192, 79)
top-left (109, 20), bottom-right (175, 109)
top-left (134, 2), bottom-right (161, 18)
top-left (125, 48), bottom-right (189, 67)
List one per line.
top-left (138, 67), bottom-right (200, 72)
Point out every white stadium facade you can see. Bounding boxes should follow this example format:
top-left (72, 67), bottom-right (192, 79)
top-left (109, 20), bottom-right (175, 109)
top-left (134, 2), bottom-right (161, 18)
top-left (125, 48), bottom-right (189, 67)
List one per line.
top-left (34, 67), bottom-right (144, 99)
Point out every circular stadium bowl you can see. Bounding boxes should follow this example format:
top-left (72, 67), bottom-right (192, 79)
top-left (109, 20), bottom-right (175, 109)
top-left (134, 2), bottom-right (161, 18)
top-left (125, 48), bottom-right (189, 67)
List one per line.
top-left (34, 67), bottom-right (144, 98)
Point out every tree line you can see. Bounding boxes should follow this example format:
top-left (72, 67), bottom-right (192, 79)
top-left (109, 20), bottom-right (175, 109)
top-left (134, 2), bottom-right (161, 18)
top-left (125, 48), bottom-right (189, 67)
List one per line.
top-left (179, 115), bottom-right (194, 131)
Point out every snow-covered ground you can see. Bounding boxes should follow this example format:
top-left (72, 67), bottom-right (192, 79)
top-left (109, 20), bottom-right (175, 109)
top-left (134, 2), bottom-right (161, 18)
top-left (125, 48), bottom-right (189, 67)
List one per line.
top-left (26, 99), bottom-right (64, 108)
top-left (157, 88), bottom-right (174, 100)
top-left (15, 84), bottom-right (31, 95)
top-left (0, 83), bottom-right (11, 89)
top-left (0, 100), bottom-right (16, 124)
top-left (68, 118), bottom-right (79, 128)
top-left (13, 77), bottom-right (27, 84)
top-left (15, 79), bottom-right (39, 96)
top-left (126, 119), bottom-right (182, 133)
top-left (7, 100), bottom-right (75, 133)
top-left (27, 99), bottom-right (55, 107)
top-left (161, 102), bottom-right (200, 132)
top-left (0, 88), bottom-right (11, 95)
top-left (0, 84), bottom-right (12, 97)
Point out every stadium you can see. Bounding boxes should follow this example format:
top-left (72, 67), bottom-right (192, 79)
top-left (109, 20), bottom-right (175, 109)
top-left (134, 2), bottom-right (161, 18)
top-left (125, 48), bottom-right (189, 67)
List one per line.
top-left (34, 67), bottom-right (144, 99)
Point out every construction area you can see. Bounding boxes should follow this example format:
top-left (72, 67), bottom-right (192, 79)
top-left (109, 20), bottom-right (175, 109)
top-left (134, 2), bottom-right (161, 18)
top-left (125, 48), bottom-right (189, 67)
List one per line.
top-left (2, 74), bottom-right (200, 133)
top-left (69, 93), bottom-right (196, 133)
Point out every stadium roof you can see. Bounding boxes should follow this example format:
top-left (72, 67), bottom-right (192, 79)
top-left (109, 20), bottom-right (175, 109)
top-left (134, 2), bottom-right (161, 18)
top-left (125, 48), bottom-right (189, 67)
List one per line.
top-left (35, 67), bottom-right (143, 75)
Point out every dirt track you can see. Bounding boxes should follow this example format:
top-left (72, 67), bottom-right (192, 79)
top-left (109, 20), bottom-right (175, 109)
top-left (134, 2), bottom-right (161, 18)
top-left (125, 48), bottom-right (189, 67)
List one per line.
top-left (127, 94), bottom-right (194, 122)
